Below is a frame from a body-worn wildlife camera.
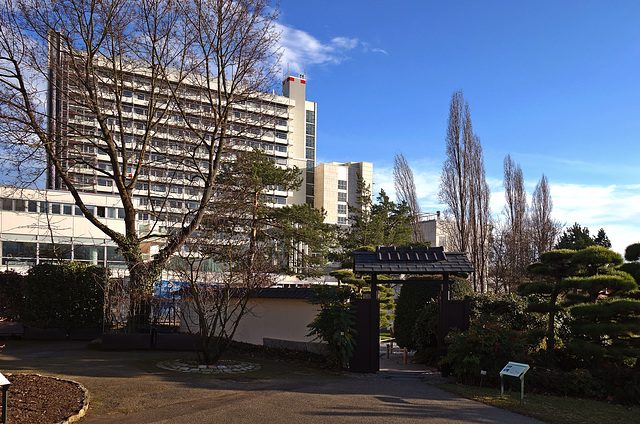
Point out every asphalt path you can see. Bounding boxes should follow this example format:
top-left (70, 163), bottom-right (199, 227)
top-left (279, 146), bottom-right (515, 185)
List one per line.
top-left (0, 341), bottom-right (545, 423)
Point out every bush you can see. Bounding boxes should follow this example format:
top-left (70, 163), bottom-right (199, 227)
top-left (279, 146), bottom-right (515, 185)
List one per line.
top-left (22, 262), bottom-right (106, 329)
top-left (394, 276), bottom-right (471, 349)
top-left (412, 301), bottom-right (439, 364)
top-left (307, 285), bottom-right (357, 370)
top-left (0, 271), bottom-right (24, 320)
top-left (441, 321), bottom-right (529, 385)
top-left (471, 293), bottom-right (544, 333)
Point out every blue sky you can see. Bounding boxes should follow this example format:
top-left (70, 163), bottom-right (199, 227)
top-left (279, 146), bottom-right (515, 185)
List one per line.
top-left (276, 1), bottom-right (640, 255)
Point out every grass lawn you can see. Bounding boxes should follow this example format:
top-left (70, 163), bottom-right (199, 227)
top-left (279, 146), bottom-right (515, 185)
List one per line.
top-left (436, 383), bottom-right (640, 424)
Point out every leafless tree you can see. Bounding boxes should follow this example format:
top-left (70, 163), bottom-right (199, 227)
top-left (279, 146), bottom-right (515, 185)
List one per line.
top-left (393, 152), bottom-right (425, 242)
top-left (173, 149), bottom-right (330, 364)
top-left (438, 91), bottom-right (491, 292)
top-left (530, 174), bottom-right (562, 259)
top-left (0, 0), bottom-right (281, 324)
top-left (466, 134), bottom-right (491, 292)
top-left (439, 91), bottom-right (471, 254)
top-left (500, 155), bottom-right (531, 292)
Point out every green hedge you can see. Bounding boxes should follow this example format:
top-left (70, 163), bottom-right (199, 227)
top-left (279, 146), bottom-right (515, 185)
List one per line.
top-left (0, 270), bottom-right (24, 320)
top-left (22, 262), bottom-right (106, 329)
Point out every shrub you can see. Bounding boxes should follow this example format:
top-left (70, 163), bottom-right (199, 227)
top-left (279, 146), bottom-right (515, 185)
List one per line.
top-left (22, 262), bottom-right (106, 329)
top-left (0, 270), bottom-right (24, 320)
top-left (441, 321), bottom-right (529, 385)
top-left (412, 301), bottom-right (439, 364)
top-left (307, 285), bottom-right (357, 370)
top-left (394, 276), bottom-right (471, 349)
top-left (470, 293), bottom-right (542, 332)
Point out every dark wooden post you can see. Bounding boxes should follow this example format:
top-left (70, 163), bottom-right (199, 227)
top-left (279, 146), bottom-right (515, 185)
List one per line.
top-left (370, 273), bottom-right (380, 372)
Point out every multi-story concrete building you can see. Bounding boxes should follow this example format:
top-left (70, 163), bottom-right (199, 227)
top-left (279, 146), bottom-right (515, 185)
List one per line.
top-left (314, 161), bottom-right (373, 225)
top-left (47, 33), bottom-right (317, 225)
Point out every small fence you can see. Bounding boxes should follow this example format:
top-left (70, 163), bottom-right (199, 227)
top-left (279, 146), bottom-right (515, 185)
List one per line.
top-left (104, 280), bottom-right (185, 332)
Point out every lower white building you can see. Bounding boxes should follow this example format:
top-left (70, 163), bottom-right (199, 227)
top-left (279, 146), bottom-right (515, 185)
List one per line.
top-left (0, 186), bottom-right (129, 272)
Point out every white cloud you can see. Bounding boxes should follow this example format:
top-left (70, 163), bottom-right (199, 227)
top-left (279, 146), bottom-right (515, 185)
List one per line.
top-left (276, 24), bottom-right (358, 73)
top-left (550, 183), bottom-right (640, 254)
top-left (275, 24), bottom-right (386, 74)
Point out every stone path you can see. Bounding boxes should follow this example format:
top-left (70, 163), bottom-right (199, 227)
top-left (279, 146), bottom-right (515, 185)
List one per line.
top-left (156, 358), bottom-right (260, 374)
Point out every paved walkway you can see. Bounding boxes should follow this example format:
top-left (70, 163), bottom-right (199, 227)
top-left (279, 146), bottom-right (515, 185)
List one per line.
top-left (0, 341), bottom-right (545, 423)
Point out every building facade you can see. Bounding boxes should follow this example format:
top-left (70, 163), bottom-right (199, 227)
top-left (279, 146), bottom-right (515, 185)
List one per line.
top-left (0, 186), bottom-right (127, 271)
top-left (47, 33), bottom-right (316, 226)
top-left (314, 161), bottom-right (373, 225)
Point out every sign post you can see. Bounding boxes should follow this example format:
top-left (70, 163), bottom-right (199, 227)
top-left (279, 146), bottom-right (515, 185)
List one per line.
top-left (0, 372), bottom-right (10, 424)
top-left (499, 362), bottom-right (529, 405)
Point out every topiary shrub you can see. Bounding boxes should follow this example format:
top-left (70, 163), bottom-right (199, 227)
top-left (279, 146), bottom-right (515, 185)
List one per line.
top-left (22, 262), bottom-right (106, 329)
top-left (0, 270), bottom-right (24, 320)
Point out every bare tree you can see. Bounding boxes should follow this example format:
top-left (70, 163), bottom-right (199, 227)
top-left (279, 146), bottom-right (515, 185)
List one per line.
top-left (466, 134), bottom-right (491, 292)
top-left (174, 149), bottom-right (331, 364)
top-left (393, 152), bottom-right (425, 242)
top-left (438, 91), bottom-right (491, 292)
top-left (530, 174), bottom-right (561, 259)
top-left (439, 91), bottom-right (471, 254)
top-left (0, 0), bottom-right (281, 325)
top-left (501, 155), bottom-right (531, 292)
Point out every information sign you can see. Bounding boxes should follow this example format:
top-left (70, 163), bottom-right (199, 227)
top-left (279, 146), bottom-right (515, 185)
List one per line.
top-left (499, 362), bottom-right (529, 378)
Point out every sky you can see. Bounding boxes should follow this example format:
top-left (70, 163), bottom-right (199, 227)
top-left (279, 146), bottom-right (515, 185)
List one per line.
top-left (275, 0), bottom-right (640, 255)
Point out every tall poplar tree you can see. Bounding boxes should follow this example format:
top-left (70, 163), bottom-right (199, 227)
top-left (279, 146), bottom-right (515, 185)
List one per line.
top-left (438, 91), bottom-right (491, 291)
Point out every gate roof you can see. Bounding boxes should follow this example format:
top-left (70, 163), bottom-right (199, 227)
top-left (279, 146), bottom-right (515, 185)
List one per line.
top-left (353, 246), bottom-right (473, 275)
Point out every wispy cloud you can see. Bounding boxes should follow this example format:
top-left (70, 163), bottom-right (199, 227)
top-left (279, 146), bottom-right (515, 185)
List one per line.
top-left (275, 24), bottom-right (385, 74)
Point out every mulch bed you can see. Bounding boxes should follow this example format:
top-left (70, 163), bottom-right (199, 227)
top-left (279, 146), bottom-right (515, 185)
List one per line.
top-left (0, 374), bottom-right (86, 424)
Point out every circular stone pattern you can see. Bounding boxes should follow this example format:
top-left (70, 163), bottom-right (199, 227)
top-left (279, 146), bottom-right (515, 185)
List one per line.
top-left (156, 359), bottom-right (260, 374)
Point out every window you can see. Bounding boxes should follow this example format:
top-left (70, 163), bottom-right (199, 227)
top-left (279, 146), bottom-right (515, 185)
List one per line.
top-left (305, 148), bottom-right (314, 159)
top-left (337, 204), bottom-right (347, 215)
top-left (338, 180), bottom-right (347, 190)
top-left (306, 135), bottom-right (315, 148)
top-left (63, 204), bottom-right (73, 215)
top-left (337, 217), bottom-right (347, 225)
top-left (306, 123), bottom-right (315, 135)
top-left (51, 203), bottom-right (61, 214)
top-left (117, 208), bottom-right (125, 219)
top-left (305, 110), bottom-right (315, 123)
top-left (40, 202), bottom-right (48, 213)
top-left (28, 201), bottom-right (38, 213)
top-left (107, 208), bottom-right (115, 219)
top-left (97, 206), bottom-right (106, 218)
top-left (1, 198), bottom-right (12, 211)
top-left (338, 192), bottom-right (347, 202)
